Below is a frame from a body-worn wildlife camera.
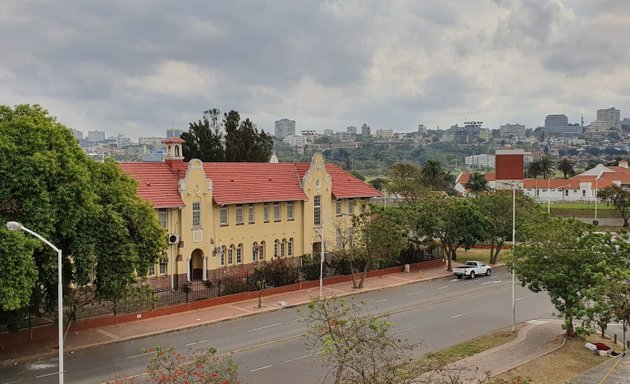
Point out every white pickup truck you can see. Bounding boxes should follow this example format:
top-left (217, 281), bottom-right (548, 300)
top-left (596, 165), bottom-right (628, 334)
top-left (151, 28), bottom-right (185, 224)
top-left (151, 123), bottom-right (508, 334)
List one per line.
top-left (453, 261), bottom-right (491, 279)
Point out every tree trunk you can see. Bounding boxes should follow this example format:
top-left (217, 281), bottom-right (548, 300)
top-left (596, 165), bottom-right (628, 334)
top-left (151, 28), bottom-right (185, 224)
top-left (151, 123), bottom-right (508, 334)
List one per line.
top-left (358, 260), bottom-right (370, 289)
top-left (334, 365), bottom-right (344, 384)
top-left (349, 260), bottom-right (359, 289)
top-left (489, 238), bottom-right (496, 265)
top-left (446, 245), bottom-right (453, 272)
top-left (564, 317), bottom-right (576, 337)
top-left (491, 240), bottom-right (504, 264)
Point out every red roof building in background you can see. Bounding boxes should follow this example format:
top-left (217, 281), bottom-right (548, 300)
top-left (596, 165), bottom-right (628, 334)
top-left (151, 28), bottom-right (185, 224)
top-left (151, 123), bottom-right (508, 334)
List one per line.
top-left (118, 138), bottom-right (381, 290)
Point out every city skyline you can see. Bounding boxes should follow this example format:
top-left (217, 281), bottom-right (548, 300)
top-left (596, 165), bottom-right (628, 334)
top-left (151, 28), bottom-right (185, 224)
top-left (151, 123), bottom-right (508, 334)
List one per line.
top-left (1, 1), bottom-right (629, 140)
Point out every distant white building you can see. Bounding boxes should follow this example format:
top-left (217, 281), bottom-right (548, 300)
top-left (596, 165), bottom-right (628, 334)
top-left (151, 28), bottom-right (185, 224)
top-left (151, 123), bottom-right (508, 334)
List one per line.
top-left (346, 126), bottom-right (357, 135)
top-left (71, 129), bottom-right (83, 141)
top-left (597, 107), bottom-right (621, 130)
top-left (165, 128), bottom-right (182, 138)
top-left (375, 129), bottom-right (394, 139)
top-left (139, 137), bottom-right (165, 148)
top-left (499, 123), bottom-right (525, 137)
top-left (465, 154), bottom-right (495, 169)
top-left (87, 130), bottom-right (106, 143)
top-left (283, 135), bottom-right (306, 146)
top-left (323, 129), bottom-right (334, 136)
top-left (417, 124), bottom-right (428, 135)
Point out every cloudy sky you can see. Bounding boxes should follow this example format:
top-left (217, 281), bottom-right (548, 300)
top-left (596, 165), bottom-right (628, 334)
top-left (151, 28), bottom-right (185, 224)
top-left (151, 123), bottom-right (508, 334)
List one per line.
top-left (1, 0), bottom-right (629, 140)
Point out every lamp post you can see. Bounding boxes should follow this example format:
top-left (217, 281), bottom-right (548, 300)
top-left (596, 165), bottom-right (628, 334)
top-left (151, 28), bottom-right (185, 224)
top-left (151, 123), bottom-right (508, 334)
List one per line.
top-left (6, 221), bottom-right (64, 384)
top-left (511, 185), bottom-right (516, 332)
top-left (319, 222), bottom-right (325, 298)
top-left (594, 170), bottom-right (604, 225)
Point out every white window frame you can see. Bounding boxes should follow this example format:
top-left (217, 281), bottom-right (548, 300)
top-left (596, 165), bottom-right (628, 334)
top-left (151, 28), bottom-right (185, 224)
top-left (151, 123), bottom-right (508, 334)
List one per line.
top-left (287, 201), bottom-right (294, 221)
top-left (249, 203), bottom-right (255, 224)
top-left (236, 244), bottom-right (243, 263)
top-left (236, 204), bottom-right (243, 225)
top-left (274, 202), bottom-right (281, 222)
top-left (158, 209), bottom-right (167, 228)
top-left (288, 238), bottom-right (293, 257)
top-left (259, 241), bottom-right (265, 260)
top-left (228, 246), bottom-right (234, 264)
top-left (192, 202), bottom-right (201, 227)
top-left (314, 195), bottom-right (321, 226)
top-left (264, 203), bottom-right (270, 223)
top-left (336, 200), bottom-right (342, 216)
top-left (220, 206), bottom-right (228, 226)
top-left (348, 199), bottom-right (355, 215)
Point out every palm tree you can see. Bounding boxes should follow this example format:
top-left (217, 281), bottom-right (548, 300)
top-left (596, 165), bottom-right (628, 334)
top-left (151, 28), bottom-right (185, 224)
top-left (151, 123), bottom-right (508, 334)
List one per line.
top-left (526, 160), bottom-right (542, 179)
top-left (538, 156), bottom-right (555, 180)
top-left (465, 172), bottom-right (488, 195)
top-left (557, 158), bottom-right (575, 179)
top-left (421, 159), bottom-right (443, 190)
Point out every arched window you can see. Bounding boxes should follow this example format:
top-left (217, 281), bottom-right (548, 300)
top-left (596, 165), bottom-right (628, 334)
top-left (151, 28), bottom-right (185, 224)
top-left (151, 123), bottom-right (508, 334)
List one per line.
top-left (274, 239), bottom-right (280, 258)
top-left (252, 242), bottom-right (258, 262)
top-left (237, 244), bottom-right (243, 263)
top-left (281, 239), bottom-right (286, 257)
top-left (259, 241), bottom-right (266, 261)
top-left (288, 238), bottom-right (294, 257)
top-left (228, 245), bottom-right (234, 264)
top-left (175, 145), bottom-right (180, 157)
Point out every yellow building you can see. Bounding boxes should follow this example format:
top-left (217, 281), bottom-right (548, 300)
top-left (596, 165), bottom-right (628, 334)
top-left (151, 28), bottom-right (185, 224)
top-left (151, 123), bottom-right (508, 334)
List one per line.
top-left (119, 138), bottom-right (381, 290)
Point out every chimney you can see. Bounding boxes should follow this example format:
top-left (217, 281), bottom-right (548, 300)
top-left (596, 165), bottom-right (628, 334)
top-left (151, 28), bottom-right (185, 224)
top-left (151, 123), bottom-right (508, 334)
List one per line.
top-left (619, 160), bottom-right (628, 169)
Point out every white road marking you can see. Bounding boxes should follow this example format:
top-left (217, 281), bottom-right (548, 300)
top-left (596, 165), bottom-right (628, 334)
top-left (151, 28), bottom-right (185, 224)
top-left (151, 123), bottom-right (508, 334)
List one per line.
top-left (247, 322), bottom-right (283, 333)
top-left (526, 320), bottom-right (547, 325)
top-left (450, 279), bottom-right (459, 282)
top-left (392, 326), bottom-right (416, 335)
top-left (482, 280), bottom-right (502, 285)
top-left (126, 351), bottom-right (156, 359)
top-left (295, 316), bottom-right (306, 322)
top-left (515, 294), bottom-right (535, 301)
top-left (186, 339), bottom-right (208, 346)
top-left (284, 353), bottom-right (312, 363)
top-left (5, 380), bottom-right (22, 384)
top-left (35, 372), bottom-right (57, 378)
top-left (250, 364), bottom-right (272, 372)
top-left (450, 309), bottom-right (481, 319)
top-left (405, 291), bottom-right (426, 296)
top-left (437, 286), bottom-right (449, 290)
top-left (374, 298), bottom-right (389, 303)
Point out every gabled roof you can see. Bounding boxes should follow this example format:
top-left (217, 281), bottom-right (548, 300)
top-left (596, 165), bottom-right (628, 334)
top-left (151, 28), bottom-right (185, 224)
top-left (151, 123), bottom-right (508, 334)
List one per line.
top-left (118, 162), bottom-right (184, 208)
top-left (455, 172), bottom-right (496, 185)
top-left (120, 160), bottom-right (381, 207)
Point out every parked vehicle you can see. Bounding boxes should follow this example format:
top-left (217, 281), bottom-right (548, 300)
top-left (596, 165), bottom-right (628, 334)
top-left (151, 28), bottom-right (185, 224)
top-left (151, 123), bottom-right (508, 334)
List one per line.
top-left (452, 261), bottom-right (491, 279)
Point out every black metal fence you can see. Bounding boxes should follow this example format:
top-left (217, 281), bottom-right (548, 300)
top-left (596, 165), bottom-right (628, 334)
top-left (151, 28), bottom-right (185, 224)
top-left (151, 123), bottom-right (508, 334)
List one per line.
top-left (1, 252), bottom-right (439, 334)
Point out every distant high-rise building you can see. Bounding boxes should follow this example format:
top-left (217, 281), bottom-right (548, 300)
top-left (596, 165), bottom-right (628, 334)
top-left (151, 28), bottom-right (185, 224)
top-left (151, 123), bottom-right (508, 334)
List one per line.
top-left (166, 128), bottom-right (183, 138)
top-left (543, 114), bottom-right (581, 136)
top-left (346, 126), bottom-right (357, 135)
top-left (71, 129), bottom-right (83, 141)
top-left (499, 123), bottom-right (525, 137)
top-left (87, 130), bottom-right (106, 142)
top-left (361, 123), bottom-right (371, 136)
top-left (323, 129), bottom-right (334, 136)
top-left (375, 129), bottom-right (394, 139)
top-left (417, 124), bottom-right (428, 135)
top-left (275, 118), bottom-right (296, 139)
top-left (596, 107), bottom-right (621, 130)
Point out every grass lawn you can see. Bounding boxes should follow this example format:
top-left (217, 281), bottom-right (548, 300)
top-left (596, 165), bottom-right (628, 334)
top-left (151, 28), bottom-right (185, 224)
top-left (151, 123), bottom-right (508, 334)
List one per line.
top-left (488, 334), bottom-right (616, 384)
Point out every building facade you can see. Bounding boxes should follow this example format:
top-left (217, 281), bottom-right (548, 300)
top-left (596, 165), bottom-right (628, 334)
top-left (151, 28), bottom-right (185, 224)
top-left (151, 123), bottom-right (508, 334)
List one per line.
top-left (119, 138), bottom-right (381, 291)
top-left (87, 130), bottom-right (106, 143)
top-left (597, 107), bottom-right (621, 130)
top-left (275, 118), bottom-right (296, 139)
top-left (361, 123), bottom-right (371, 136)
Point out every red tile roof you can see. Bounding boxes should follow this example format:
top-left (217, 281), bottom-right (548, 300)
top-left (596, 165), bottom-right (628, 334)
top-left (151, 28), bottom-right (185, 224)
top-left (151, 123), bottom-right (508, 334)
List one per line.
top-left (118, 162), bottom-right (184, 208)
top-left (120, 160), bottom-right (381, 207)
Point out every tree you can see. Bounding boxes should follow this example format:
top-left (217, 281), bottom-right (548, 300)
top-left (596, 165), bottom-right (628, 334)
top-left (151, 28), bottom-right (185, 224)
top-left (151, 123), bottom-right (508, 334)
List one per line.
top-left (350, 207), bottom-right (407, 288)
top-left (597, 184), bottom-right (630, 227)
top-left (557, 158), bottom-right (575, 179)
top-left (387, 163), bottom-right (424, 203)
top-left (512, 219), bottom-right (625, 337)
top-left (464, 173), bottom-right (488, 195)
top-left (114, 345), bottom-right (239, 383)
top-left (538, 156), bottom-right (555, 180)
top-left (302, 297), bottom-right (419, 384)
top-left (223, 110), bottom-right (273, 162)
top-left (181, 108), bottom-right (273, 163)
top-left (415, 197), bottom-right (491, 271)
top-left (181, 108), bottom-right (225, 162)
top-left (476, 192), bottom-right (543, 265)
top-left (368, 177), bottom-right (388, 192)
top-left (526, 160), bottom-right (542, 178)
top-left (0, 104), bottom-right (165, 326)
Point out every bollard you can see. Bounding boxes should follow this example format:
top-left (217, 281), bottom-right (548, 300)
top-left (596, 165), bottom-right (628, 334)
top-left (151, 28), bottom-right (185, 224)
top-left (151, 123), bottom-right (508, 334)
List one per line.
top-left (419, 270), bottom-right (424, 279)
top-left (614, 334), bottom-right (617, 345)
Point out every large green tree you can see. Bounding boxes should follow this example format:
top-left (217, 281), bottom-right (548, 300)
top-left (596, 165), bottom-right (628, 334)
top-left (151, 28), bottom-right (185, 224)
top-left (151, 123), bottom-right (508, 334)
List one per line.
top-left (181, 108), bottom-right (226, 162)
top-left (0, 104), bottom-right (165, 327)
top-left (415, 197), bottom-right (491, 271)
top-left (387, 163), bottom-right (424, 203)
top-left (512, 219), bottom-right (625, 337)
top-left (557, 158), bottom-right (575, 179)
top-left (181, 108), bottom-right (273, 162)
top-left (464, 172), bottom-right (488, 195)
top-left (597, 184), bottom-right (630, 227)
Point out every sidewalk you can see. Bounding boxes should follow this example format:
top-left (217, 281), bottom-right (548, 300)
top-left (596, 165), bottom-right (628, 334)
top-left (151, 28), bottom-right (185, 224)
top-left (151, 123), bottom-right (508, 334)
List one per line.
top-left (0, 261), bottom-right (451, 365)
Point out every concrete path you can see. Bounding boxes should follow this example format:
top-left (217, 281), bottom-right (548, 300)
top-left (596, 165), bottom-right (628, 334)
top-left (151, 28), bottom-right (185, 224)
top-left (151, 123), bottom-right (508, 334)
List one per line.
top-left (420, 319), bottom-right (565, 382)
top-left (568, 352), bottom-right (630, 384)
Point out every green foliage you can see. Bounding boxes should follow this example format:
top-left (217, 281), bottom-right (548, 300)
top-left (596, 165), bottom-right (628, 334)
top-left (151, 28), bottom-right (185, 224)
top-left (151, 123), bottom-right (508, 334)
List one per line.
top-left (251, 258), bottom-right (298, 287)
top-left (597, 184), bottom-right (630, 227)
top-left (368, 177), bottom-right (388, 192)
top-left (0, 104), bottom-right (166, 321)
top-left (182, 108), bottom-right (273, 162)
top-left (220, 275), bottom-right (250, 296)
top-left (0, 228), bottom-right (38, 311)
top-left (387, 162), bottom-right (424, 203)
top-left (512, 219), bottom-right (627, 337)
top-left (329, 253), bottom-right (352, 275)
top-left (465, 172), bottom-right (488, 194)
top-left (557, 158), bottom-right (575, 179)
top-left (301, 253), bottom-right (326, 281)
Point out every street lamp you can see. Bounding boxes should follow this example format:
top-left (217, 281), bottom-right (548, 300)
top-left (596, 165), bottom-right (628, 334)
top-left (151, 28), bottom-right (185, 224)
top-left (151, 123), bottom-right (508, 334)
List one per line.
top-left (6, 221), bottom-right (64, 384)
top-left (594, 170), bottom-right (604, 225)
top-left (511, 185), bottom-right (516, 332)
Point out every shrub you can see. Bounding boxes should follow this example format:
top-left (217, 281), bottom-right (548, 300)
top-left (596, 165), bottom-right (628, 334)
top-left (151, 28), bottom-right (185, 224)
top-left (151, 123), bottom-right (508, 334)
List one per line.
top-left (300, 254), bottom-right (325, 281)
top-left (220, 275), bottom-right (250, 295)
top-left (251, 258), bottom-right (298, 287)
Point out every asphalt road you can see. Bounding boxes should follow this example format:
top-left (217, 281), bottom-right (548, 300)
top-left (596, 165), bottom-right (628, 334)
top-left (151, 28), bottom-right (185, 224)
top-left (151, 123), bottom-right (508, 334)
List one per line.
top-left (0, 267), bottom-right (556, 384)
